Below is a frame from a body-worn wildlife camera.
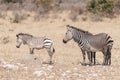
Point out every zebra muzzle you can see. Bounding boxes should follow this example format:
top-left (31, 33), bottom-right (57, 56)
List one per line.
top-left (63, 39), bottom-right (67, 43)
top-left (16, 46), bottom-right (20, 48)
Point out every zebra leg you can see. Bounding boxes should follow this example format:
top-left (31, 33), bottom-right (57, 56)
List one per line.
top-left (108, 51), bottom-right (111, 65)
top-left (87, 52), bottom-right (92, 65)
top-left (94, 52), bottom-right (96, 65)
top-left (29, 48), bottom-right (34, 54)
top-left (81, 49), bottom-right (86, 65)
top-left (46, 48), bottom-right (54, 64)
top-left (93, 52), bottom-right (96, 65)
top-left (90, 52), bottom-right (93, 63)
top-left (107, 46), bottom-right (112, 65)
top-left (92, 52), bottom-right (96, 65)
top-left (102, 47), bottom-right (108, 65)
top-left (105, 52), bottom-right (108, 65)
top-left (105, 46), bottom-right (111, 65)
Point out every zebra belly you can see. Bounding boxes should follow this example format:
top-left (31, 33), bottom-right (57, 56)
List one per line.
top-left (35, 45), bottom-right (44, 49)
top-left (36, 47), bottom-right (44, 50)
top-left (29, 43), bottom-right (44, 49)
top-left (90, 47), bottom-right (101, 52)
top-left (83, 43), bottom-right (101, 52)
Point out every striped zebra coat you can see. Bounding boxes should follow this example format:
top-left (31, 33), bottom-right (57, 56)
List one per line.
top-left (63, 25), bottom-right (113, 65)
top-left (16, 33), bottom-right (55, 64)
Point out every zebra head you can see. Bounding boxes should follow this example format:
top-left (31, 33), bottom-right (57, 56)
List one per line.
top-left (16, 33), bottom-right (24, 48)
top-left (63, 25), bottom-right (73, 43)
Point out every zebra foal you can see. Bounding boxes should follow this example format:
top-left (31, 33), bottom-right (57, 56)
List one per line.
top-left (63, 25), bottom-right (113, 65)
top-left (16, 33), bottom-right (55, 64)
top-left (80, 31), bottom-right (96, 65)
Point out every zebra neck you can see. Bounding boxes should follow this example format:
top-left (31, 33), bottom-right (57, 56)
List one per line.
top-left (74, 37), bottom-right (83, 44)
top-left (73, 32), bottom-right (84, 48)
top-left (22, 37), bottom-right (31, 44)
top-left (73, 34), bottom-right (82, 43)
top-left (22, 39), bottom-right (27, 44)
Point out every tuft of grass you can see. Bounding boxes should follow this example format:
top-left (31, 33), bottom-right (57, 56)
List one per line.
top-left (89, 14), bottom-right (103, 21)
top-left (33, 0), bottom-right (53, 12)
top-left (1, 36), bottom-right (10, 44)
top-left (12, 11), bottom-right (28, 23)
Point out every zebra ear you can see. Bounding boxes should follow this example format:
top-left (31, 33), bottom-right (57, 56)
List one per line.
top-left (66, 25), bottom-right (70, 30)
top-left (16, 34), bottom-right (18, 37)
top-left (66, 25), bottom-right (70, 27)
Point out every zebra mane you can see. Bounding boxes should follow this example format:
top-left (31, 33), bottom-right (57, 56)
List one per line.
top-left (16, 33), bottom-right (33, 37)
top-left (67, 25), bottom-right (92, 35)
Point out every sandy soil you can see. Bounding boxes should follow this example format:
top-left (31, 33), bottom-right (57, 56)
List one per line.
top-left (0, 11), bottom-right (120, 80)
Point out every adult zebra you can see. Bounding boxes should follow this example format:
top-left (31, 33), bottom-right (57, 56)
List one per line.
top-left (63, 25), bottom-right (113, 65)
top-left (16, 33), bottom-right (55, 64)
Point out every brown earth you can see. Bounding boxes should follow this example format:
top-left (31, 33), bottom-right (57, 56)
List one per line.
top-left (0, 11), bottom-right (120, 80)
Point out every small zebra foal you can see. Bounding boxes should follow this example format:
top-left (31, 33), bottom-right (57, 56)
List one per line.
top-left (16, 33), bottom-right (55, 64)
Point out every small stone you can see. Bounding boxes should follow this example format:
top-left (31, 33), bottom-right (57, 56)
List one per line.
top-left (3, 64), bottom-right (19, 71)
top-left (47, 65), bottom-right (54, 71)
top-left (47, 75), bottom-right (54, 79)
top-left (66, 70), bottom-right (71, 73)
top-left (33, 70), bottom-right (47, 77)
top-left (72, 73), bottom-right (79, 76)
top-left (23, 67), bottom-right (28, 71)
top-left (92, 73), bottom-right (98, 77)
top-left (73, 67), bottom-right (78, 70)
top-left (61, 72), bottom-right (67, 77)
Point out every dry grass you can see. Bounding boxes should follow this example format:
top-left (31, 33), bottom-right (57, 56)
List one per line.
top-left (0, 11), bottom-right (120, 80)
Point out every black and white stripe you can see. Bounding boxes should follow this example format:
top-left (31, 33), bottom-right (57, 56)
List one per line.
top-left (16, 33), bottom-right (55, 64)
top-left (43, 38), bottom-right (53, 48)
top-left (63, 25), bottom-right (113, 65)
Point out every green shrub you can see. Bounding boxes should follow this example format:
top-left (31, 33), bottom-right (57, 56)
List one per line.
top-left (87, 0), bottom-right (114, 15)
top-left (0, 0), bottom-right (22, 3)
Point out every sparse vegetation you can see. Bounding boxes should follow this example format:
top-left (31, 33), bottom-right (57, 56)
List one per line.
top-left (0, 0), bottom-right (22, 3)
top-left (0, 0), bottom-right (119, 80)
top-left (114, 0), bottom-right (120, 14)
top-left (33, 0), bottom-right (53, 11)
top-left (0, 36), bottom-right (10, 44)
top-left (0, 0), bottom-right (119, 22)
top-left (87, 0), bottom-right (114, 15)
top-left (12, 11), bottom-right (28, 23)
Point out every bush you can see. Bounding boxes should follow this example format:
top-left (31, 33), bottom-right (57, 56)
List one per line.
top-left (33, 0), bottom-right (53, 11)
top-left (115, 0), bottom-right (120, 9)
top-left (114, 0), bottom-right (120, 14)
top-left (0, 0), bottom-right (22, 3)
top-left (87, 0), bottom-right (114, 15)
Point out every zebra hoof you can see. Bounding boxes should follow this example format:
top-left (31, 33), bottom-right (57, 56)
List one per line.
top-left (49, 61), bottom-right (54, 65)
top-left (102, 64), bottom-right (105, 66)
top-left (88, 63), bottom-right (93, 66)
top-left (80, 62), bottom-right (86, 66)
top-left (86, 62), bottom-right (93, 66)
top-left (102, 62), bottom-right (106, 65)
top-left (42, 61), bottom-right (53, 65)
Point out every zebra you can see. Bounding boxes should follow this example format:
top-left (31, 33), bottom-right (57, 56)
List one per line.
top-left (63, 25), bottom-right (113, 65)
top-left (80, 31), bottom-right (96, 65)
top-left (16, 33), bottom-right (55, 64)
top-left (65, 26), bottom-right (96, 65)
top-left (81, 48), bottom-right (96, 65)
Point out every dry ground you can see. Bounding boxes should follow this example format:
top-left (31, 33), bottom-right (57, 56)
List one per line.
top-left (0, 11), bottom-right (120, 80)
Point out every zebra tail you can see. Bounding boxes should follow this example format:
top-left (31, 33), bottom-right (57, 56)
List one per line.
top-left (53, 48), bottom-right (55, 53)
top-left (106, 35), bottom-right (114, 47)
